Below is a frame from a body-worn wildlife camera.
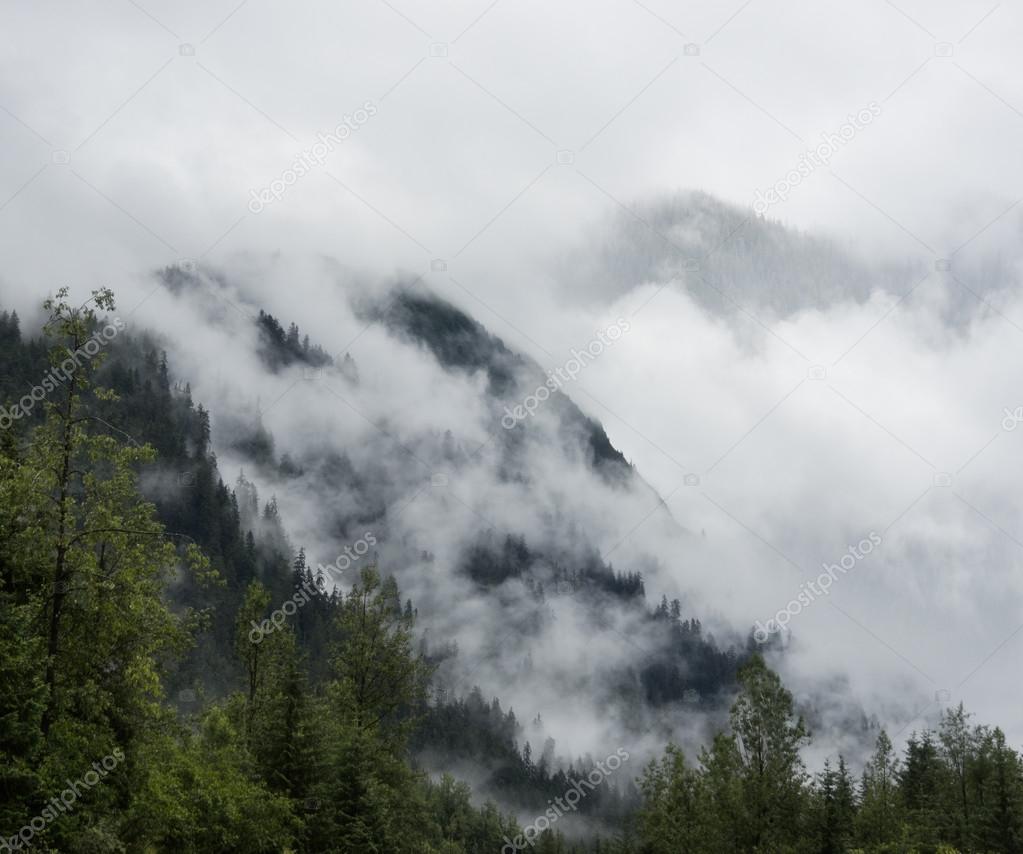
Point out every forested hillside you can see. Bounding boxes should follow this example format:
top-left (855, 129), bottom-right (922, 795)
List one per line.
top-left (3, 289), bottom-right (1023, 852)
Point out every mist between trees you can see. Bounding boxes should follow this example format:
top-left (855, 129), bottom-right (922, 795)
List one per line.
top-left (2, 289), bottom-right (1021, 853)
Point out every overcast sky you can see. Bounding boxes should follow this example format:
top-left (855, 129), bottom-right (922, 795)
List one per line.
top-left (3, 0), bottom-right (1023, 764)
top-left (3, 0), bottom-right (1022, 294)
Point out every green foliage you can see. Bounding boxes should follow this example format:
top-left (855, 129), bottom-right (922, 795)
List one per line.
top-left (122, 707), bottom-right (296, 852)
top-left (856, 729), bottom-right (904, 847)
top-left (728, 653), bottom-right (810, 849)
top-left (638, 665), bottom-right (1023, 854)
top-left (638, 744), bottom-right (710, 852)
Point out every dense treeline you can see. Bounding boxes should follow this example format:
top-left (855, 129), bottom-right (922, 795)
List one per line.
top-left (413, 687), bottom-right (639, 828)
top-left (460, 536), bottom-right (741, 710)
top-left (462, 533), bottom-right (645, 600)
top-left (637, 656), bottom-right (1023, 853)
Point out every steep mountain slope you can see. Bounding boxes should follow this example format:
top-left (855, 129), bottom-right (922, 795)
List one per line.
top-left (0, 273), bottom-right (746, 831)
top-left (377, 287), bottom-right (636, 484)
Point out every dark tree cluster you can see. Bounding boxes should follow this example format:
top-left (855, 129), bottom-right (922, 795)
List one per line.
top-left (461, 534), bottom-right (644, 601)
top-left (639, 596), bottom-right (743, 707)
top-left (384, 290), bottom-right (521, 396)
top-left (256, 310), bottom-right (332, 372)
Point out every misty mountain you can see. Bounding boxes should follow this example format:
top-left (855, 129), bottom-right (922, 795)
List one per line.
top-left (8, 0), bottom-right (1023, 846)
top-left (130, 263), bottom-right (746, 732)
top-left (4, 231), bottom-right (1018, 850)
top-left (566, 190), bottom-right (1020, 322)
top-left (1, 279), bottom-right (757, 840)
